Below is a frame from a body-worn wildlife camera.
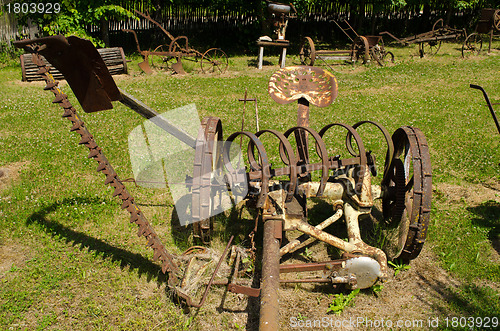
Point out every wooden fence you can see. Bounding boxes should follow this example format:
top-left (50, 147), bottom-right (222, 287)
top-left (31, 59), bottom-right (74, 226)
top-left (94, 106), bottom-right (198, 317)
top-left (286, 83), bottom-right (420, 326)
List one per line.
top-left (0, 1), bottom-right (484, 52)
top-left (0, 12), bottom-right (38, 45)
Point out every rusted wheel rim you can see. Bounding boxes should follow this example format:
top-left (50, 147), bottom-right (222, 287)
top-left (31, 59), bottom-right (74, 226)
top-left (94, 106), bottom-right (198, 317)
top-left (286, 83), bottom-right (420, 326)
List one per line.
top-left (192, 117), bottom-right (224, 244)
top-left (494, 10), bottom-right (500, 32)
top-left (150, 44), bottom-right (173, 70)
top-left (427, 40), bottom-right (442, 56)
top-left (299, 37), bottom-right (316, 66)
top-left (380, 126), bottom-right (432, 261)
top-left (351, 36), bottom-right (370, 64)
top-left (201, 48), bottom-right (228, 74)
top-left (382, 51), bottom-right (395, 64)
top-left (381, 158), bottom-right (409, 259)
top-left (462, 33), bottom-right (482, 58)
top-left (431, 18), bottom-right (444, 32)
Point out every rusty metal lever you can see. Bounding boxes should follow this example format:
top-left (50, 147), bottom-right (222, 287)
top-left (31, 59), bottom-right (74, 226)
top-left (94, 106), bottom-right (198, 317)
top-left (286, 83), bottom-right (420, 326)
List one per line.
top-left (470, 84), bottom-right (500, 136)
top-left (119, 90), bottom-right (196, 148)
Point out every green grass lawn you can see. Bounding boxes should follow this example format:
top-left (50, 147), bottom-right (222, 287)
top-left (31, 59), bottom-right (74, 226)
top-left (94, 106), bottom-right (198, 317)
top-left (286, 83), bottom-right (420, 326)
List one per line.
top-left (0, 40), bottom-right (499, 330)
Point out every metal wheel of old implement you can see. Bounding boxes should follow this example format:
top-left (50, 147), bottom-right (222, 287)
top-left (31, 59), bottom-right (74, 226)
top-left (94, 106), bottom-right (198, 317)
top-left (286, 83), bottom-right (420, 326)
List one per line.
top-left (299, 36), bottom-right (316, 66)
top-left (423, 18), bottom-right (444, 55)
top-left (381, 126), bottom-right (432, 261)
top-left (192, 117), bottom-right (224, 244)
top-left (150, 44), bottom-right (175, 70)
top-left (200, 48), bottom-right (229, 74)
top-left (462, 33), bottom-right (483, 57)
top-left (351, 36), bottom-right (370, 63)
top-left (420, 40), bottom-right (442, 57)
top-left (495, 9), bottom-right (500, 31)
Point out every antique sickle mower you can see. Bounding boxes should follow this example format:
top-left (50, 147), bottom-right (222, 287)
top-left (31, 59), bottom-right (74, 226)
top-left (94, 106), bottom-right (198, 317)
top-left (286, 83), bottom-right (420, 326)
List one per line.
top-left (123, 10), bottom-right (228, 75)
top-left (15, 36), bottom-right (432, 330)
top-left (300, 19), bottom-right (394, 67)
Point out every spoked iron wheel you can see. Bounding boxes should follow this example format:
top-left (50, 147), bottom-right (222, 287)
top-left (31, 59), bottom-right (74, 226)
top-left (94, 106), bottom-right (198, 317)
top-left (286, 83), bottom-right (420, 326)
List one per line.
top-left (380, 126), bottom-right (432, 261)
top-left (418, 41), bottom-right (441, 58)
top-left (494, 9), bottom-right (500, 32)
top-left (200, 48), bottom-right (228, 74)
top-left (427, 40), bottom-right (442, 56)
top-left (462, 33), bottom-right (483, 57)
top-left (299, 36), bottom-right (316, 66)
top-left (192, 117), bottom-right (224, 244)
top-left (150, 44), bottom-right (175, 71)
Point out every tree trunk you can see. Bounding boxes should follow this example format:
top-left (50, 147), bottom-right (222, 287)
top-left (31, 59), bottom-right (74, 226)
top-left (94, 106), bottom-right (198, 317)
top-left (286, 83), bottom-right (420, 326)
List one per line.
top-left (370, 10), bottom-right (377, 35)
top-left (100, 17), bottom-right (110, 47)
top-left (422, 3), bottom-right (431, 31)
top-left (445, 4), bottom-right (453, 27)
top-left (357, 0), bottom-right (365, 33)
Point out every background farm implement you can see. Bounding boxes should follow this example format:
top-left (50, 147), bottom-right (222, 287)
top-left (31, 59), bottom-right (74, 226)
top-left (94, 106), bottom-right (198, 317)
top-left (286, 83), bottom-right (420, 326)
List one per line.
top-left (300, 19), bottom-right (394, 67)
top-left (380, 19), bottom-right (464, 57)
top-left (124, 10), bottom-right (228, 75)
top-left (380, 8), bottom-right (500, 58)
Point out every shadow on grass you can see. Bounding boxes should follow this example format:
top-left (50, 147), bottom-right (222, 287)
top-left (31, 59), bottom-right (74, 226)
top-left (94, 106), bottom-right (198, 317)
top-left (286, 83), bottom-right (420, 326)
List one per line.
top-left (246, 58), bottom-right (274, 68)
top-left (467, 200), bottom-right (500, 255)
top-left (25, 197), bottom-right (167, 285)
top-left (415, 272), bottom-right (500, 317)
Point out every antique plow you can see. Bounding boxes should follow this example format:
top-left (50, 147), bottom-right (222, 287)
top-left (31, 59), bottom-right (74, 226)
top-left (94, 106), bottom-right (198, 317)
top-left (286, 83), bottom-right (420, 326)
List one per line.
top-left (381, 19), bottom-right (465, 57)
top-left (300, 19), bottom-right (394, 67)
top-left (462, 8), bottom-right (500, 56)
top-left (15, 36), bottom-right (432, 330)
top-left (124, 10), bottom-right (228, 74)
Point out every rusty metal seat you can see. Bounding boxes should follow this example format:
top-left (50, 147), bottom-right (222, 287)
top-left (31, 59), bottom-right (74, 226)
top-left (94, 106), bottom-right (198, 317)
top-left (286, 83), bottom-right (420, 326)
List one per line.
top-left (268, 65), bottom-right (338, 107)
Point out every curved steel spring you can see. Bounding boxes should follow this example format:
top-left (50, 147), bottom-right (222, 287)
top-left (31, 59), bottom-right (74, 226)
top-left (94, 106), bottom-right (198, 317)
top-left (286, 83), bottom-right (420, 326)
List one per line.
top-left (222, 121), bottom-right (394, 206)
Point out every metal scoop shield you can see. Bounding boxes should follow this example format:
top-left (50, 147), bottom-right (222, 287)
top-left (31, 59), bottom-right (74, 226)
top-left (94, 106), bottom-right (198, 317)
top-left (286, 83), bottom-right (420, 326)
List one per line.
top-left (14, 35), bottom-right (121, 113)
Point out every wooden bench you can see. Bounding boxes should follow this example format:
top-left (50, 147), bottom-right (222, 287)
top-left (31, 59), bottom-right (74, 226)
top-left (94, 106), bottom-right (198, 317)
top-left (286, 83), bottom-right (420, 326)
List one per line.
top-left (19, 47), bottom-right (128, 82)
top-left (256, 39), bottom-right (289, 69)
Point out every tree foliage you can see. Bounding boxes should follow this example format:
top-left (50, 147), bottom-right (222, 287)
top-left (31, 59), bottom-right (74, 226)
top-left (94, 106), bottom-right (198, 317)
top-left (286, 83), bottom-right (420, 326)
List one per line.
top-left (15, 0), bottom-right (136, 46)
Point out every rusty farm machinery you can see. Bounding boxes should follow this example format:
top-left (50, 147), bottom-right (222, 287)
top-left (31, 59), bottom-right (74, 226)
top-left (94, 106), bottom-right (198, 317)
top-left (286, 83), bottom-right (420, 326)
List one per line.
top-left (124, 10), bottom-right (228, 75)
top-left (380, 18), bottom-right (464, 57)
top-left (15, 35), bottom-right (432, 330)
top-left (256, 1), bottom-right (297, 69)
top-left (300, 19), bottom-right (395, 67)
top-left (462, 8), bottom-right (500, 56)
top-left (381, 9), bottom-right (500, 58)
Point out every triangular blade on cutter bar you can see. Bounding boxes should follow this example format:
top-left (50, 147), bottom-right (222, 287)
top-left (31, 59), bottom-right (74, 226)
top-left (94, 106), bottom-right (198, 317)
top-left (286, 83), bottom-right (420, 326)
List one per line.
top-left (14, 35), bottom-right (121, 113)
